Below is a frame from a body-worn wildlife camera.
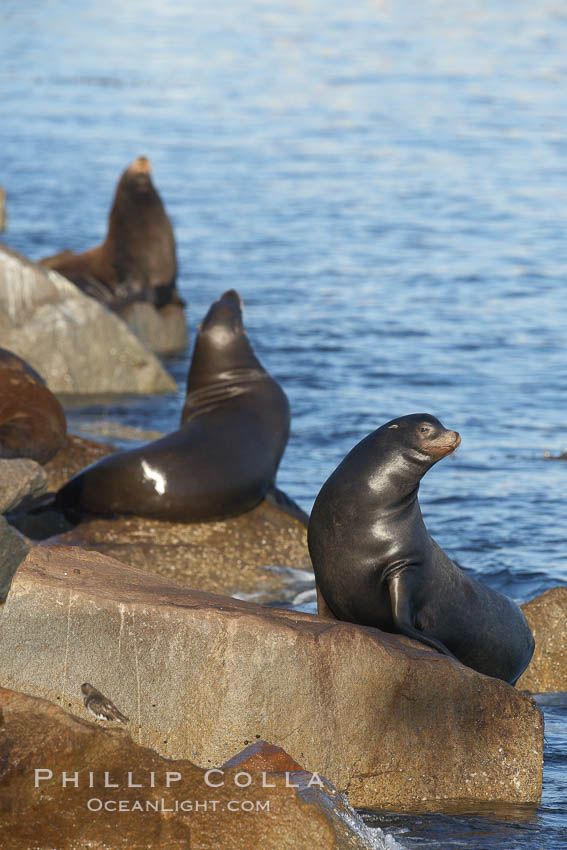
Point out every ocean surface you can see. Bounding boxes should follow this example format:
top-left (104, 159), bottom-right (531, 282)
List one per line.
top-left (2, 1), bottom-right (567, 846)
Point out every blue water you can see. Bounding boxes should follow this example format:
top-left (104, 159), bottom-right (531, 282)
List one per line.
top-left (2, 1), bottom-right (567, 846)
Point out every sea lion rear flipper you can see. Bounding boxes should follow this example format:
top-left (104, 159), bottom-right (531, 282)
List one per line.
top-left (265, 486), bottom-right (309, 527)
top-left (388, 573), bottom-right (458, 661)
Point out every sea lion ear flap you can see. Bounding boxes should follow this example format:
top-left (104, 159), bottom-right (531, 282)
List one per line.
top-left (388, 424), bottom-right (399, 429)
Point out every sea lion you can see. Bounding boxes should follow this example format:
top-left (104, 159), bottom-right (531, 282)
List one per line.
top-left (41, 156), bottom-right (178, 310)
top-left (57, 290), bottom-right (291, 523)
top-left (307, 414), bottom-right (535, 684)
top-left (0, 352), bottom-right (66, 464)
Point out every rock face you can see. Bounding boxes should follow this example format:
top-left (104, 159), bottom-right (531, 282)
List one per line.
top-left (221, 741), bottom-right (396, 850)
top-left (0, 688), bottom-right (375, 850)
top-left (118, 300), bottom-right (188, 354)
top-left (0, 545), bottom-right (543, 809)
top-left (518, 588), bottom-right (567, 693)
top-left (0, 458), bottom-right (47, 513)
top-left (0, 242), bottom-right (176, 394)
top-left (0, 517), bottom-right (28, 599)
top-left (49, 499), bottom-right (312, 602)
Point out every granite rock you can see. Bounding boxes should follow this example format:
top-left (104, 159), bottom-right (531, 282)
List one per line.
top-left (0, 516), bottom-right (28, 599)
top-left (0, 458), bottom-right (47, 513)
top-left (0, 242), bottom-right (176, 394)
top-left (49, 498), bottom-right (312, 603)
top-left (118, 300), bottom-right (188, 354)
top-left (518, 588), bottom-right (567, 693)
top-left (0, 687), bottom-right (374, 849)
top-left (0, 545), bottom-right (543, 810)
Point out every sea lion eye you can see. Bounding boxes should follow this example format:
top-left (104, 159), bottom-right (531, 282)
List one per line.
top-left (388, 424), bottom-right (399, 430)
top-left (419, 425), bottom-right (431, 434)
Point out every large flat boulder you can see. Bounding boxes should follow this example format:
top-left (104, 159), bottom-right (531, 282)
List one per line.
top-left (518, 588), bottom-right (567, 693)
top-left (0, 688), bottom-right (380, 849)
top-left (118, 300), bottom-right (188, 354)
top-left (48, 498), bottom-right (312, 602)
top-left (0, 545), bottom-right (543, 809)
top-left (0, 243), bottom-right (176, 394)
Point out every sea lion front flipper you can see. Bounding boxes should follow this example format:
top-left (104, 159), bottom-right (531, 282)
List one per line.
top-left (388, 572), bottom-right (458, 660)
top-left (316, 583), bottom-right (338, 619)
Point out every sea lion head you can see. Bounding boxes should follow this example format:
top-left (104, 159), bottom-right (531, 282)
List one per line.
top-left (124, 156), bottom-right (153, 192)
top-left (185, 290), bottom-right (263, 394)
top-left (382, 413), bottom-right (461, 466)
top-left (199, 289), bottom-right (244, 343)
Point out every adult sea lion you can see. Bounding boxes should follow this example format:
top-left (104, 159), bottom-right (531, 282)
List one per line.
top-left (307, 414), bottom-right (534, 684)
top-left (57, 290), bottom-right (291, 523)
top-left (0, 351), bottom-right (66, 464)
top-left (41, 156), bottom-right (178, 310)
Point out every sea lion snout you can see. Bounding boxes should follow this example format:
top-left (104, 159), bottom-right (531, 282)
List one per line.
top-left (423, 428), bottom-right (461, 460)
top-left (127, 157), bottom-right (153, 191)
top-left (128, 156), bottom-right (152, 176)
top-left (200, 290), bottom-right (244, 337)
top-left (219, 289), bottom-right (244, 311)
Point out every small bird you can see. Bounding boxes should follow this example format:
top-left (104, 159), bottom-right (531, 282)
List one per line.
top-left (81, 683), bottom-right (129, 723)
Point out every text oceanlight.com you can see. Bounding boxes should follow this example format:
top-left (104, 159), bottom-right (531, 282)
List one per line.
top-left (87, 798), bottom-right (270, 813)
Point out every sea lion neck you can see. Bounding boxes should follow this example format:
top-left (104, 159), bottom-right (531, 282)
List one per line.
top-left (362, 434), bottom-right (430, 507)
top-left (106, 172), bottom-right (162, 237)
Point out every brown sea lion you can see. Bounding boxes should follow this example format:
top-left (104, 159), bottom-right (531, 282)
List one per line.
top-left (41, 157), bottom-right (178, 310)
top-left (0, 354), bottom-right (66, 464)
top-left (308, 414), bottom-right (535, 685)
top-left (57, 290), bottom-right (291, 523)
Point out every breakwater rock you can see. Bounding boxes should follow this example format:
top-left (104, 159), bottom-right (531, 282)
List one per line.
top-left (0, 687), bottom-right (382, 849)
top-left (118, 299), bottom-right (188, 355)
top-left (48, 498), bottom-right (311, 603)
top-left (518, 588), bottom-right (567, 693)
top-left (0, 516), bottom-right (28, 599)
top-left (0, 545), bottom-right (543, 810)
top-left (0, 243), bottom-right (175, 394)
top-left (0, 457), bottom-right (47, 513)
